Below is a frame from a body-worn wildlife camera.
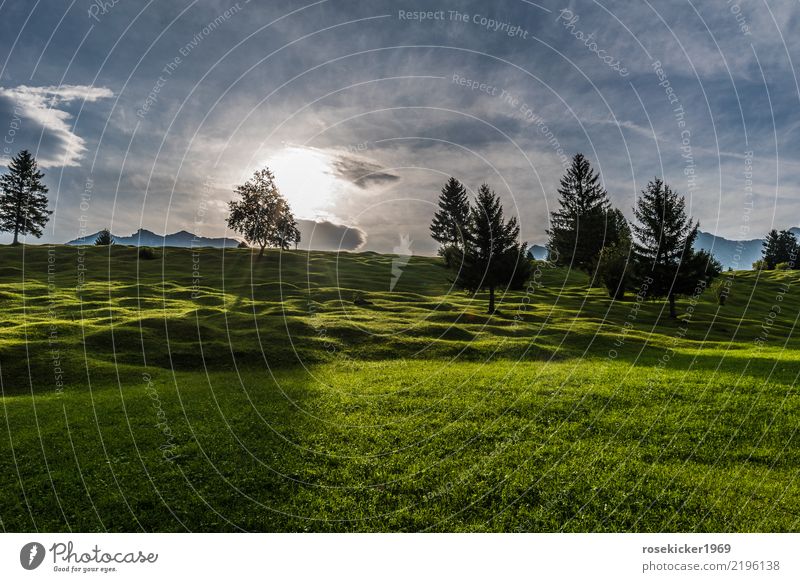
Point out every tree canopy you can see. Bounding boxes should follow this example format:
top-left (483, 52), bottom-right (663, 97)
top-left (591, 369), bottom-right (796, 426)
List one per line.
top-left (227, 168), bottom-right (298, 257)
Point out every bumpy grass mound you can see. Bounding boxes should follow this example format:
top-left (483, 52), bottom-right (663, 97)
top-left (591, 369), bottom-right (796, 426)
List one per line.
top-left (0, 245), bottom-right (797, 531)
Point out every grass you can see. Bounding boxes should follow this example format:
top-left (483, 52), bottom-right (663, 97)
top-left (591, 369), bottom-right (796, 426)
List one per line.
top-left (0, 244), bottom-right (797, 532)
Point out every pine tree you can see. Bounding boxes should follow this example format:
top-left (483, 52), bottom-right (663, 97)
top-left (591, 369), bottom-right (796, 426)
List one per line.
top-left (632, 178), bottom-right (719, 318)
top-left (0, 150), bottom-right (51, 245)
top-left (761, 229), bottom-right (798, 269)
top-left (454, 184), bottom-right (531, 314)
top-left (430, 177), bottom-right (470, 265)
top-left (95, 228), bottom-right (114, 246)
top-left (547, 153), bottom-right (613, 272)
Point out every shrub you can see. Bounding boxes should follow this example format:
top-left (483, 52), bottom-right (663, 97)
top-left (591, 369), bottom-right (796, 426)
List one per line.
top-left (94, 228), bottom-right (114, 246)
top-left (597, 242), bottom-right (631, 299)
top-left (775, 261), bottom-right (792, 271)
top-left (138, 247), bottom-right (157, 260)
top-left (752, 259), bottom-right (767, 270)
top-left (711, 277), bottom-right (732, 306)
top-left (237, 241), bottom-right (249, 249)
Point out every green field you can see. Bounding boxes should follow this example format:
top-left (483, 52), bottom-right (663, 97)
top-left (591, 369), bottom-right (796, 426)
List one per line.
top-left (0, 244), bottom-right (797, 532)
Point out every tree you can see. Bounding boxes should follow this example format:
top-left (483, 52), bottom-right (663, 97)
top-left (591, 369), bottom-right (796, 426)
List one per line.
top-left (547, 153), bottom-right (616, 272)
top-left (95, 228), bottom-right (114, 246)
top-left (596, 208), bottom-right (633, 298)
top-left (632, 178), bottom-right (720, 318)
top-left (0, 150), bottom-right (51, 245)
top-left (227, 168), bottom-right (294, 257)
top-left (430, 177), bottom-right (470, 265)
top-left (454, 184), bottom-right (531, 314)
top-left (276, 212), bottom-right (301, 250)
top-left (761, 229), bottom-right (798, 269)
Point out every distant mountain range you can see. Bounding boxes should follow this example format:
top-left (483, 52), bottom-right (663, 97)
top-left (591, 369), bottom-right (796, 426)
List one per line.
top-left (527, 229), bottom-right (800, 270)
top-left (69, 227), bottom-right (795, 270)
top-left (66, 219), bottom-right (367, 252)
top-left (67, 229), bottom-right (240, 248)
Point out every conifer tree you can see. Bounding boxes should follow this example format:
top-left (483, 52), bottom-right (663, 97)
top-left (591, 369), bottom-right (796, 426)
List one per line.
top-left (761, 229), bottom-right (798, 269)
top-left (632, 178), bottom-right (719, 318)
top-left (430, 177), bottom-right (470, 265)
top-left (0, 150), bottom-right (50, 245)
top-left (547, 153), bottom-right (615, 271)
top-left (455, 184), bottom-right (531, 314)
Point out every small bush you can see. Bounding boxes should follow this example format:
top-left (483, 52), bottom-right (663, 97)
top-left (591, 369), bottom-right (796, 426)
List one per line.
top-left (711, 277), bottom-right (732, 306)
top-left (752, 259), bottom-right (767, 270)
top-left (237, 241), bottom-right (249, 249)
top-left (775, 261), bottom-right (792, 271)
top-left (94, 229), bottom-right (114, 246)
top-left (138, 247), bottom-right (158, 260)
top-left (597, 242), bottom-right (631, 299)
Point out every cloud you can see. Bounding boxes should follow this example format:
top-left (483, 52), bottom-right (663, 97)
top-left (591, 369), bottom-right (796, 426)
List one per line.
top-left (296, 219), bottom-right (366, 251)
top-left (0, 84), bottom-right (113, 168)
top-left (331, 153), bottom-right (400, 189)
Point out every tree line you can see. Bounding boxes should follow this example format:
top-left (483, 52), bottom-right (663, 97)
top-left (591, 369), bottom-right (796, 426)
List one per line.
top-left (0, 148), bottom-right (794, 320)
top-left (430, 153), bottom-right (722, 317)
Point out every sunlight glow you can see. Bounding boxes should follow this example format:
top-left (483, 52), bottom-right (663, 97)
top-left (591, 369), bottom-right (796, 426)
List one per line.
top-left (267, 146), bottom-right (339, 219)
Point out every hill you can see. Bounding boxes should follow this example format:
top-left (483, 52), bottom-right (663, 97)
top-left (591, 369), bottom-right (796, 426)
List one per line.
top-left (0, 245), bottom-right (797, 532)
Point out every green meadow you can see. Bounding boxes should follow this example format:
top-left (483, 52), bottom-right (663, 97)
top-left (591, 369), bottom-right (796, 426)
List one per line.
top-left (0, 244), bottom-right (797, 532)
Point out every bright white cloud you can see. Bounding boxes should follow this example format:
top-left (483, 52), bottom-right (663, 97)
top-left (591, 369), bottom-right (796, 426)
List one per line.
top-left (0, 84), bottom-right (113, 168)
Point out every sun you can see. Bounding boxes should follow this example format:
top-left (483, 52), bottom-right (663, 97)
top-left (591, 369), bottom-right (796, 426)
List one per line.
top-left (267, 146), bottom-right (339, 219)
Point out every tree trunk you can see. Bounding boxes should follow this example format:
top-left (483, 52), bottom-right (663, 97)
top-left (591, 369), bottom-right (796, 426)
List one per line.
top-left (488, 285), bottom-right (495, 314)
top-left (259, 244), bottom-right (265, 258)
top-left (12, 197), bottom-right (21, 245)
top-left (668, 293), bottom-right (677, 318)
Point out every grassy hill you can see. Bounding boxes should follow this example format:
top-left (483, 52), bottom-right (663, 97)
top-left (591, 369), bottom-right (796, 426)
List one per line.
top-left (0, 244), bottom-right (797, 531)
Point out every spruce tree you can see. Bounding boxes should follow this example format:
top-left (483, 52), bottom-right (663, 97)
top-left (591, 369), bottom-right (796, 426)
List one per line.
top-left (632, 178), bottom-right (719, 318)
top-left (761, 229), bottom-right (797, 269)
top-left (0, 150), bottom-right (51, 245)
top-left (455, 184), bottom-right (531, 314)
top-left (547, 153), bottom-right (613, 271)
top-left (430, 177), bottom-right (470, 265)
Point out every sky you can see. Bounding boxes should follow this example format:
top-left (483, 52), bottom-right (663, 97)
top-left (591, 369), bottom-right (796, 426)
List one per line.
top-left (0, 0), bottom-right (798, 254)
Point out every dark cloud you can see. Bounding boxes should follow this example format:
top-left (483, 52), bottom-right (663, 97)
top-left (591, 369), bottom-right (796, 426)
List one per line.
top-left (296, 219), bottom-right (366, 252)
top-left (332, 154), bottom-right (400, 189)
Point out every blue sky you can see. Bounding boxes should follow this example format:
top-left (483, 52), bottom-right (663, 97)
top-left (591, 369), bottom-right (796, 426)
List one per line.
top-left (0, 0), bottom-right (798, 253)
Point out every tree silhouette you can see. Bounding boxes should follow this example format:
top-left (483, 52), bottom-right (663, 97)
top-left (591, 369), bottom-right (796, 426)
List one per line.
top-left (277, 213), bottom-right (301, 250)
top-left (547, 153), bottom-right (617, 272)
top-left (95, 228), bottom-right (114, 246)
top-left (0, 150), bottom-right (50, 245)
top-left (632, 178), bottom-right (720, 318)
top-left (227, 168), bottom-right (294, 257)
top-left (597, 210), bottom-right (632, 299)
top-left (761, 229), bottom-right (797, 269)
top-left (454, 184), bottom-right (531, 314)
top-left (430, 177), bottom-right (470, 266)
